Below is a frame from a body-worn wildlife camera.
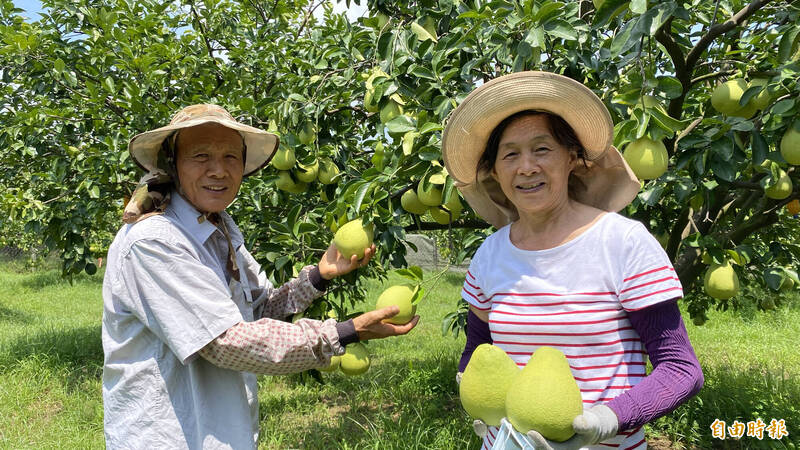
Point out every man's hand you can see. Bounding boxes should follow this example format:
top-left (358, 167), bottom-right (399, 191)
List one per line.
top-left (351, 305), bottom-right (419, 341)
top-left (318, 243), bottom-right (376, 280)
top-left (525, 405), bottom-right (619, 450)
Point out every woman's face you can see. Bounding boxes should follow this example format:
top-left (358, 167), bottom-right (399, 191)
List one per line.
top-left (491, 114), bottom-right (577, 217)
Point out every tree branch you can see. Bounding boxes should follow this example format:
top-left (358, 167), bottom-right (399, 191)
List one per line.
top-left (685, 0), bottom-right (773, 71)
top-left (403, 219), bottom-right (490, 232)
top-left (189, 2), bottom-right (224, 88)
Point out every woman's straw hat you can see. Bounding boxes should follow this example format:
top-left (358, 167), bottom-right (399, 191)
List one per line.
top-left (128, 104), bottom-right (279, 177)
top-left (442, 71), bottom-right (640, 228)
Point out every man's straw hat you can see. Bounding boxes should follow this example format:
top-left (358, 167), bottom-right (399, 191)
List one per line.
top-left (128, 104), bottom-right (279, 177)
top-left (442, 71), bottom-right (640, 228)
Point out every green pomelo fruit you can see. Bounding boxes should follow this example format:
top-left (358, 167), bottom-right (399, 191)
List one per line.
top-left (333, 219), bottom-right (374, 259)
top-left (765, 170), bottom-right (792, 200)
top-left (506, 346), bottom-right (583, 442)
top-left (459, 344), bottom-right (520, 427)
top-left (317, 158), bottom-right (340, 184)
top-left (339, 342), bottom-right (370, 375)
top-left (749, 78), bottom-right (772, 111)
top-left (623, 137), bottom-right (668, 180)
top-left (417, 181), bottom-right (443, 206)
top-left (780, 127), bottom-right (800, 165)
top-left (296, 159), bottom-right (319, 183)
top-left (711, 78), bottom-right (748, 115)
top-left (730, 101), bottom-right (758, 119)
top-left (703, 261), bottom-right (740, 299)
top-left (275, 171), bottom-right (308, 194)
top-left (374, 284), bottom-right (417, 325)
top-left (364, 89), bottom-right (380, 113)
top-left (271, 147), bottom-right (296, 171)
top-left (380, 100), bottom-right (403, 124)
top-left (298, 121), bottom-right (317, 145)
top-left (429, 194), bottom-right (463, 224)
top-left (401, 189), bottom-right (428, 215)
top-left (320, 355), bottom-right (341, 372)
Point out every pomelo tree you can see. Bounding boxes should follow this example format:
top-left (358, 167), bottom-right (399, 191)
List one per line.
top-left (1, 0), bottom-right (799, 325)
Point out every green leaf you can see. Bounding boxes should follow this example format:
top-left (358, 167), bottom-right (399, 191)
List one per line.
top-left (402, 131), bottom-right (418, 156)
top-left (656, 76), bottom-right (683, 99)
top-left (103, 76), bottom-right (115, 94)
top-left (778, 26), bottom-right (800, 63)
top-left (593, 0), bottom-right (629, 28)
top-left (543, 18), bottom-right (577, 41)
top-left (630, 0), bottom-right (647, 14)
top-left (386, 115), bottom-right (416, 134)
top-left (532, 2), bottom-right (563, 23)
top-left (352, 181), bottom-right (372, 213)
top-left (418, 122), bottom-right (443, 134)
top-left (410, 21), bottom-right (437, 43)
top-left (751, 131), bottom-right (768, 164)
top-left (771, 99), bottom-right (795, 115)
top-left (54, 58), bottom-right (65, 73)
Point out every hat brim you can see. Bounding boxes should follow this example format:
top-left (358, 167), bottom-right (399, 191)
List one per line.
top-left (442, 71), bottom-right (614, 185)
top-left (128, 117), bottom-right (279, 177)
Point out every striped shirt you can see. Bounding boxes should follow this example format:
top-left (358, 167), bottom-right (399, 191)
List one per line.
top-left (462, 213), bottom-right (682, 450)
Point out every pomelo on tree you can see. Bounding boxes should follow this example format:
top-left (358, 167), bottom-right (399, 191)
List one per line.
top-left (298, 121), bottom-right (316, 145)
top-left (711, 78), bottom-right (749, 116)
top-left (417, 172), bottom-right (446, 206)
top-left (380, 99), bottom-right (403, 124)
top-left (295, 159), bottom-right (319, 183)
top-left (271, 147), bottom-right (295, 171)
top-left (429, 193), bottom-right (463, 224)
top-left (401, 189), bottom-right (428, 215)
top-left (703, 260), bottom-right (739, 299)
top-left (764, 170), bottom-right (792, 200)
top-left (780, 126), bottom-right (800, 165)
top-left (317, 158), bottom-right (340, 184)
top-left (374, 284), bottom-right (417, 325)
top-left (333, 218), bottom-right (374, 260)
top-left (623, 136), bottom-right (668, 180)
top-left (339, 342), bottom-right (370, 375)
top-left (749, 78), bottom-right (773, 111)
top-left (275, 171), bottom-right (308, 194)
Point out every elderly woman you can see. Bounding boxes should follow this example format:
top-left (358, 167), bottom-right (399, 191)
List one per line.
top-left (442, 72), bottom-right (703, 450)
top-left (102, 104), bottom-right (418, 449)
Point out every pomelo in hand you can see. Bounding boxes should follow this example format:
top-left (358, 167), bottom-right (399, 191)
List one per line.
top-left (703, 261), bottom-right (739, 299)
top-left (374, 284), bottom-right (417, 325)
top-left (339, 342), bottom-right (370, 375)
top-left (623, 137), bottom-right (668, 180)
top-left (320, 355), bottom-right (341, 372)
top-left (506, 346), bottom-right (583, 442)
top-left (333, 218), bottom-right (374, 259)
top-left (459, 344), bottom-right (520, 427)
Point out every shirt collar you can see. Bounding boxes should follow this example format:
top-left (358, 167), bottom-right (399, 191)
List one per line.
top-left (169, 191), bottom-right (244, 248)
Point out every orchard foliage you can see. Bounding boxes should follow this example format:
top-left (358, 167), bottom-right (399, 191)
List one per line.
top-left (1, 0), bottom-right (799, 323)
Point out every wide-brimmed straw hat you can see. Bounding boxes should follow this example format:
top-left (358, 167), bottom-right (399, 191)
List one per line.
top-left (128, 104), bottom-right (279, 177)
top-left (442, 71), bottom-right (640, 228)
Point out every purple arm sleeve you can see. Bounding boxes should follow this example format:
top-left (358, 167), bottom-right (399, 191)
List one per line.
top-left (606, 299), bottom-right (704, 430)
top-left (458, 309), bottom-right (493, 372)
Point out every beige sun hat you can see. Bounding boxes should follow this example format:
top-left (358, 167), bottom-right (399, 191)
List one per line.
top-left (442, 71), bottom-right (641, 228)
top-left (128, 104), bottom-right (279, 177)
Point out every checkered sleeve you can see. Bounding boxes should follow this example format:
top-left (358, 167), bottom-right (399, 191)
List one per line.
top-left (198, 317), bottom-right (345, 375)
top-left (248, 261), bottom-right (326, 320)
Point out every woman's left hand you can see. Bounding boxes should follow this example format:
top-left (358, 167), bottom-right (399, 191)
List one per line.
top-left (318, 243), bottom-right (376, 280)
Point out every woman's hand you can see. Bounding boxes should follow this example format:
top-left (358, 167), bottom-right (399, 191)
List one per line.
top-left (318, 243), bottom-right (376, 280)
top-left (351, 305), bottom-right (419, 341)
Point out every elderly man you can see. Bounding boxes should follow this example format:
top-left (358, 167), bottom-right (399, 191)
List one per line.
top-left (102, 104), bottom-right (418, 449)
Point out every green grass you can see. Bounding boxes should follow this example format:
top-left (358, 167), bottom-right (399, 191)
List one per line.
top-left (0, 259), bottom-right (798, 449)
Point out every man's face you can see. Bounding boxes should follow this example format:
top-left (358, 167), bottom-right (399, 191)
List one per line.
top-left (175, 122), bottom-right (245, 214)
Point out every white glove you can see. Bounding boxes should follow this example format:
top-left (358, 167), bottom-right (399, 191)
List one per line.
top-left (526, 405), bottom-right (619, 450)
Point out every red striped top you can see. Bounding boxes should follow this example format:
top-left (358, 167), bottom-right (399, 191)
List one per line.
top-left (464, 213), bottom-right (681, 450)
